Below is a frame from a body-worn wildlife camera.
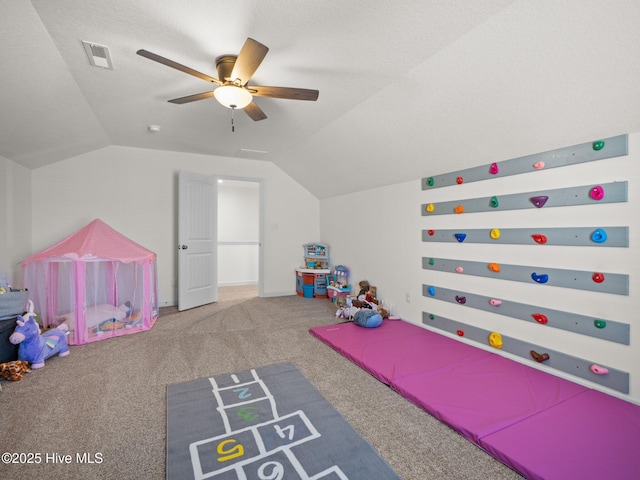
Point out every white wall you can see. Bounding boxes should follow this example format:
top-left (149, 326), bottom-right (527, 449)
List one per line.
top-left (29, 145), bottom-right (319, 302)
top-left (321, 133), bottom-right (640, 404)
top-left (218, 180), bottom-right (260, 286)
top-left (0, 156), bottom-right (31, 288)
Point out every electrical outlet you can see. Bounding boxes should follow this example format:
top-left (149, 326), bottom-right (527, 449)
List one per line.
top-left (405, 292), bottom-right (411, 303)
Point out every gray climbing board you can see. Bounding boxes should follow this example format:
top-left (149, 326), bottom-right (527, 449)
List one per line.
top-left (421, 181), bottom-right (627, 216)
top-left (421, 226), bottom-right (629, 247)
top-left (422, 257), bottom-right (629, 295)
top-left (421, 312), bottom-right (630, 394)
top-left (422, 284), bottom-right (630, 345)
top-left (421, 134), bottom-right (628, 190)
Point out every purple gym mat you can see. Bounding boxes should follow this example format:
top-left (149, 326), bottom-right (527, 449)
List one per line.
top-left (310, 319), bottom-right (640, 479)
top-left (392, 353), bottom-right (587, 442)
top-left (479, 389), bottom-right (640, 480)
top-left (310, 320), bottom-right (490, 384)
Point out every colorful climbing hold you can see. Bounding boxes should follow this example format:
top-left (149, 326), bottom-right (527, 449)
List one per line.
top-left (489, 332), bottom-right (503, 349)
top-left (530, 350), bottom-right (550, 363)
top-left (456, 330), bottom-right (464, 337)
top-left (591, 228), bottom-right (607, 243)
top-left (456, 176), bottom-right (464, 184)
top-left (490, 228), bottom-right (501, 240)
top-left (429, 313), bottom-right (435, 320)
top-left (590, 365), bottom-right (609, 375)
top-left (532, 313), bottom-right (548, 324)
top-left (490, 196), bottom-right (499, 208)
top-left (592, 272), bottom-right (605, 283)
top-left (489, 299), bottom-right (502, 306)
top-left (427, 286), bottom-right (435, 296)
top-left (455, 266), bottom-right (464, 273)
top-left (454, 205), bottom-right (464, 214)
top-left (429, 258), bottom-right (435, 265)
top-left (428, 229), bottom-right (435, 236)
top-left (427, 177), bottom-right (435, 186)
top-left (488, 263), bottom-right (501, 272)
top-left (594, 319), bottom-right (607, 329)
top-left (489, 163), bottom-right (499, 175)
top-left (531, 272), bottom-right (549, 284)
top-left (455, 295), bottom-right (466, 305)
top-left (533, 161), bottom-right (545, 170)
top-left (590, 185), bottom-right (604, 200)
top-left (454, 233), bottom-right (467, 242)
top-left (530, 196), bottom-right (549, 208)
top-left (426, 203), bottom-right (435, 213)
top-left (532, 234), bottom-right (548, 245)
top-left (592, 140), bottom-right (605, 151)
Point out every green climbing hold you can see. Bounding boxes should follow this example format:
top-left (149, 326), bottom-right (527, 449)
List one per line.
top-left (592, 140), bottom-right (605, 151)
top-left (427, 177), bottom-right (435, 186)
top-left (429, 313), bottom-right (435, 320)
top-left (490, 196), bottom-right (499, 208)
top-left (594, 319), bottom-right (606, 329)
top-left (429, 258), bottom-right (435, 265)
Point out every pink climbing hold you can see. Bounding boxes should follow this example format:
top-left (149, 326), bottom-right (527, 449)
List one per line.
top-left (489, 163), bottom-right (499, 175)
top-left (590, 365), bottom-right (609, 375)
top-left (590, 185), bottom-right (604, 200)
top-left (533, 161), bottom-right (545, 170)
top-left (455, 266), bottom-right (464, 273)
top-left (489, 299), bottom-right (502, 306)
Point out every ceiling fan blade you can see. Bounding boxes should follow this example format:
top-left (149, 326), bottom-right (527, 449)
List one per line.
top-left (250, 85), bottom-right (319, 101)
top-left (229, 38), bottom-right (269, 85)
top-left (137, 49), bottom-right (222, 85)
top-left (243, 101), bottom-right (267, 121)
top-left (168, 91), bottom-right (215, 104)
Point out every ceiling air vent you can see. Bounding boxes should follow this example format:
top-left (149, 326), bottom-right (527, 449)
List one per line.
top-left (82, 41), bottom-right (113, 70)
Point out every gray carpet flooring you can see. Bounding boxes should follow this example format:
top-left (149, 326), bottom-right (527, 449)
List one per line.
top-left (0, 286), bottom-right (522, 479)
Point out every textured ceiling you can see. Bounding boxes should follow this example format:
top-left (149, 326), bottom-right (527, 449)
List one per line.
top-left (1, 1), bottom-right (639, 198)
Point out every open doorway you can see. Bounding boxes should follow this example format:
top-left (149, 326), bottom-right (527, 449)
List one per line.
top-left (216, 178), bottom-right (262, 301)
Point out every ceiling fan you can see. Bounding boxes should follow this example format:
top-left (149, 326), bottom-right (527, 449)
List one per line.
top-left (137, 38), bottom-right (319, 122)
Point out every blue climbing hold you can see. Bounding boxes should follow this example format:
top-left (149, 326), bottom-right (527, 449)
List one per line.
top-left (531, 272), bottom-right (549, 284)
top-left (591, 228), bottom-right (607, 243)
top-left (427, 286), bottom-right (435, 296)
top-left (454, 233), bottom-right (467, 243)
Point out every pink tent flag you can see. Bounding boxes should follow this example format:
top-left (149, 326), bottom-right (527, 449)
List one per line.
top-left (23, 219), bottom-right (158, 345)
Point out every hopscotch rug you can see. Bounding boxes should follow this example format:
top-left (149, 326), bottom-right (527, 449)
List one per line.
top-left (166, 362), bottom-right (401, 480)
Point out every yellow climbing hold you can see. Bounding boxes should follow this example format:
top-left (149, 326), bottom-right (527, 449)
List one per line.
top-left (490, 228), bottom-right (501, 240)
top-left (425, 203), bottom-right (435, 213)
top-left (489, 332), bottom-right (503, 349)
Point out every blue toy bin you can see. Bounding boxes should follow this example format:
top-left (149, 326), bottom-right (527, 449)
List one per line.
top-left (303, 285), bottom-right (314, 298)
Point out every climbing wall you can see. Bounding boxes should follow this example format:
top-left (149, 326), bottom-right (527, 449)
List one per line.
top-left (420, 134), bottom-right (632, 394)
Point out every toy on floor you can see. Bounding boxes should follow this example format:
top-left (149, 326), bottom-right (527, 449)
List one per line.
top-left (353, 309), bottom-right (383, 328)
top-left (9, 301), bottom-right (70, 369)
top-left (0, 360), bottom-right (31, 381)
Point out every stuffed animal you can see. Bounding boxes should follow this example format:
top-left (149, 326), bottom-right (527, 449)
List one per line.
top-left (9, 310), bottom-right (70, 369)
top-left (0, 360), bottom-right (31, 381)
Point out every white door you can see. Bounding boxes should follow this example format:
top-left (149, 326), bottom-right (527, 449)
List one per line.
top-left (178, 171), bottom-right (218, 311)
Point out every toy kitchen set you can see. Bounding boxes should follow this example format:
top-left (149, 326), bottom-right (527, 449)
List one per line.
top-left (295, 243), bottom-right (330, 298)
top-left (295, 243), bottom-right (351, 300)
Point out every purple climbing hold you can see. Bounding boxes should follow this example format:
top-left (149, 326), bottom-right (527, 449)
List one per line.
top-left (455, 295), bottom-right (466, 305)
top-left (530, 196), bottom-right (549, 208)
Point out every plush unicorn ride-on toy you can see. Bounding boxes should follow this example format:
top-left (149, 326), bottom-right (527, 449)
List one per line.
top-left (9, 300), bottom-right (70, 369)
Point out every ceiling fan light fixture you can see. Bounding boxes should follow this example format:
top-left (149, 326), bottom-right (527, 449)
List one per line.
top-left (213, 85), bottom-right (252, 109)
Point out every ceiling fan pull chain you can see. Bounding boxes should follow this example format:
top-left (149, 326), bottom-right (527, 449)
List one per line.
top-left (231, 105), bottom-right (236, 132)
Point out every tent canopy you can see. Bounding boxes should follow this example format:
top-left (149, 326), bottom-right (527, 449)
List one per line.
top-left (23, 219), bottom-right (156, 265)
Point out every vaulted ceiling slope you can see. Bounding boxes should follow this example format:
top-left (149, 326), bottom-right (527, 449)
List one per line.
top-left (1, 1), bottom-right (639, 199)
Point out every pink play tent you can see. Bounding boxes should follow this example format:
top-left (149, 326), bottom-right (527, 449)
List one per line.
top-left (22, 219), bottom-right (158, 345)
